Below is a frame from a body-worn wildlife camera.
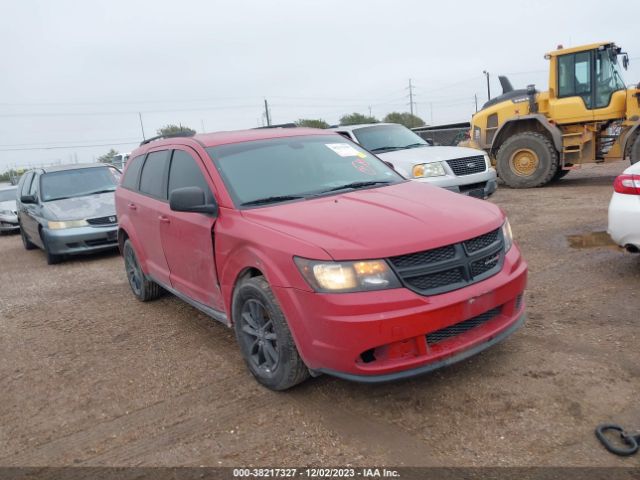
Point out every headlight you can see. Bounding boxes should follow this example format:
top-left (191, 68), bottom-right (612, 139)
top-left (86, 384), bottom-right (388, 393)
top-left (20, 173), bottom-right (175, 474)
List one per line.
top-left (502, 218), bottom-right (513, 252)
top-left (412, 162), bottom-right (446, 178)
top-left (47, 219), bottom-right (89, 230)
top-left (294, 257), bottom-right (401, 293)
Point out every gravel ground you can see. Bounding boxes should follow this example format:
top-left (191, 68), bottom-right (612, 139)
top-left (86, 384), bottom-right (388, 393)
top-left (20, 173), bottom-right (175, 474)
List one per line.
top-left (1, 160), bottom-right (638, 467)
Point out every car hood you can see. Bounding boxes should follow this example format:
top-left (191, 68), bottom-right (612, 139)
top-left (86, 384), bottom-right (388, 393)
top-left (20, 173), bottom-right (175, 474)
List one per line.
top-left (378, 145), bottom-right (486, 168)
top-left (241, 181), bottom-right (503, 260)
top-left (42, 192), bottom-right (116, 221)
top-left (0, 199), bottom-right (17, 212)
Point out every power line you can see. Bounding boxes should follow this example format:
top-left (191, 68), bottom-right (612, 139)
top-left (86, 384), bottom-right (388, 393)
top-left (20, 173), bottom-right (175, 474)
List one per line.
top-left (0, 141), bottom-right (140, 152)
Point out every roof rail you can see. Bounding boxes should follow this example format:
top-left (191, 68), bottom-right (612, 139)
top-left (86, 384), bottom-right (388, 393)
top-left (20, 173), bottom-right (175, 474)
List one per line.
top-left (139, 131), bottom-right (196, 146)
top-left (253, 123), bottom-right (298, 130)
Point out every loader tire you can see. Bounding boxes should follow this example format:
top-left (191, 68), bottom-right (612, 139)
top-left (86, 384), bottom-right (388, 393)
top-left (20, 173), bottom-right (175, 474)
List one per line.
top-left (496, 132), bottom-right (559, 188)
top-left (629, 133), bottom-right (640, 165)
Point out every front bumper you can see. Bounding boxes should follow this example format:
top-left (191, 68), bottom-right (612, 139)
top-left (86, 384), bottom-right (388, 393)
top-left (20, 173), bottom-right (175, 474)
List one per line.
top-left (0, 214), bottom-right (19, 232)
top-left (415, 168), bottom-right (498, 199)
top-left (274, 245), bottom-right (527, 381)
top-left (42, 224), bottom-right (118, 255)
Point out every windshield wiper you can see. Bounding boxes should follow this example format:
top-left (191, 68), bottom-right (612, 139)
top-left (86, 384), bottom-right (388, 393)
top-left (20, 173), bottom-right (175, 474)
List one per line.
top-left (87, 188), bottom-right (116, 195)
top-left (322, 180), bottom-right (393, 193)
top-left (241, 194), bottom-right (306, 207)
top-left (370, 146), bottom-right (402, 153)
top-left (403, 143), bottom-right (428, 149)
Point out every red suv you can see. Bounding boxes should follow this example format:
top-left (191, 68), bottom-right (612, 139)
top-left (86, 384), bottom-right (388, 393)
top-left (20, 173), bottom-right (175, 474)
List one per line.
top-left (116, 128), bottom-right (527, 390)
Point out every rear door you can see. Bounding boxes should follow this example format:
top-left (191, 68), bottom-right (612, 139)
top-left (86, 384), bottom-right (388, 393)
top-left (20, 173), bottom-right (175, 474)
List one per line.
top-left (160, 148), bottom-right (223, 310)
top-left (133, 150), bottom-right (172, 285)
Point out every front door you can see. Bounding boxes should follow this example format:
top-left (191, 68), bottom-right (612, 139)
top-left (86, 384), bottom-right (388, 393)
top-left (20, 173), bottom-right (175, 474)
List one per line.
top-left (549, 50), bottom-right (594, 124)
top-left (160, 148), bottom-right (223, 310)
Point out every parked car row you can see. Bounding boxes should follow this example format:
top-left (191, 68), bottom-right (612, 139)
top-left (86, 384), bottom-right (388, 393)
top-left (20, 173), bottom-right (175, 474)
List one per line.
top-left (5, 123), bottom-right (638, 391)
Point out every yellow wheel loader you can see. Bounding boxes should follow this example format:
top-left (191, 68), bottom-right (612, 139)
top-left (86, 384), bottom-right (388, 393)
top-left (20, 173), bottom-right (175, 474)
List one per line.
top-left (464, 42), bottom-right (640, 188)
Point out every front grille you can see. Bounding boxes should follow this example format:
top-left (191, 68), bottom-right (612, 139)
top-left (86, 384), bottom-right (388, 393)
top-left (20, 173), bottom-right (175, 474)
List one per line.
top-left (464, 229), bottom-right (499, 253)
top-left (388, 228), bottom-right (503, 296)
top-left (427, 306), bottom-right (502, 345)
top-left (87, 215), bottom-right (117, 226)
top-left (390, 245), bottom-right (456, 268)
top-left (446, 155), bottom-right (487, 176)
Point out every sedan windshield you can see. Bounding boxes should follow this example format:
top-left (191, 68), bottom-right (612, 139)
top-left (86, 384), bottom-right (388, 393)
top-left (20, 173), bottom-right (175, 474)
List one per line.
top-left (0, 188), bottom-right (17, 202)
top-left (353, 124), bottom-right (429, 152)
top-left (41, 167), bottom-right (120, 202)
top-left (207, 135), bottom-right (403, 207)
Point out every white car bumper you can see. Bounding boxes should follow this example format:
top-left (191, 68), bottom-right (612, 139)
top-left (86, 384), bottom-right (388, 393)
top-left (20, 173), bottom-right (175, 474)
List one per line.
top-left (608, 191), bottom-right (640, 251)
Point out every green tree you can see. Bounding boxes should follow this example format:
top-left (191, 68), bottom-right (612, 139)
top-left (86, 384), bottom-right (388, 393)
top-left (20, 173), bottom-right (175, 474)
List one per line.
top-left (383, 112), bottom-right (426, 129)
top-left (157, 124), bottom-right (197, 137)
top-left (295, 118), bottom-right (330, 129)
top-left (98, 148), bottom-right (119, 163)
top-left (339, 113), bottom-right (379, 126)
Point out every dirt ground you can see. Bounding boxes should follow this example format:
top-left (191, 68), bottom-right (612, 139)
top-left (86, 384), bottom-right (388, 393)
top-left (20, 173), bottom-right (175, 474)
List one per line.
top-left (1, 161), bottom-right (639, 467)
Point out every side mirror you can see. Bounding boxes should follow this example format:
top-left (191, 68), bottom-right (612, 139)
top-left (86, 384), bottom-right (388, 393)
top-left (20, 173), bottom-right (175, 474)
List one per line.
top-left (169, 187), bottom-right (218, 216)
top-left (20, 194), bottom-right (36, 204)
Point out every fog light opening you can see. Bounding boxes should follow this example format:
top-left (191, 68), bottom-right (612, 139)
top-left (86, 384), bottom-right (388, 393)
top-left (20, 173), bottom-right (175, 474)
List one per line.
top-left (360, 348), bottom-right (376, 364)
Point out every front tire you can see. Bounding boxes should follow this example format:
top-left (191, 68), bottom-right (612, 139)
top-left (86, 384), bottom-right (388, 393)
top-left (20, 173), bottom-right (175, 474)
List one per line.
top-left (41, 233), bottom-right (62, 265)
top-left (233, 276), bottom-right (309, 391)
top-left (123, 239), bottom-right (162, 301)
top-left (496, 132), bottom-right (559, 188)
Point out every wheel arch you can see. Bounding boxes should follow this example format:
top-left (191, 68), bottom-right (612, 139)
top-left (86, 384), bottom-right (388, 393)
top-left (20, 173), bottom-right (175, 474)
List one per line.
top-left (490, 115), bottom-right (562, 157)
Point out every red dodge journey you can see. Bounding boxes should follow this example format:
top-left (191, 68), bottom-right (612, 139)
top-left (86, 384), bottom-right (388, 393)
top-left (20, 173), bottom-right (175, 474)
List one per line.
top-left (115, 127), bottom-right (527, 390)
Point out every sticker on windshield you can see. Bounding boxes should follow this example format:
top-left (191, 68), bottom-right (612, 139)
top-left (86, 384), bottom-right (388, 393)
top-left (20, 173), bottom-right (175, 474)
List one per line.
top-left (352, 158), bottom-right (377, 176)
top-left (325, 143), bottom-right (361, 157)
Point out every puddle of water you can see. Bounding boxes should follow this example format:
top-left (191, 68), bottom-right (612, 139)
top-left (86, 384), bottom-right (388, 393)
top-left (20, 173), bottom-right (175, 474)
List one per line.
top-left (567, 231), bottom-right (620, 249)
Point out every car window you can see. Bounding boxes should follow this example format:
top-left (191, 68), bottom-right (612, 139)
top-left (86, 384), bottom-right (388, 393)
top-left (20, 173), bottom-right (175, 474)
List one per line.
top-left (121, 155), bottom-right (145, 190)
top-left (207, 135), bottom-right (403, 207)
top-left (139, 150), bottom-right (170, 199)
top-left (353, 125), bottom-right (428, 152)
top-left (29, 174), bottom-right (39, 196)
top-left (40, 167), bottom-right (119, 202)
top-left (20, 172), bottom-right (34, 197)
top-left (168, 150), bottom-right (214, 203)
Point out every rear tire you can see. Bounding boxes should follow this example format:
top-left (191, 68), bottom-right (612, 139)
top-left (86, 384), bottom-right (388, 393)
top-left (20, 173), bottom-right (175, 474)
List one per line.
top-left (123, 239), bottom-right (162, 301)
top-left (496, 132), bottom-right (559, 188)
top-left (20, 224), bottom-right (36, 250)
top-left (629, 132), bottom-right (640, 165)
top-left (233, 276), bottom-right (309, 391)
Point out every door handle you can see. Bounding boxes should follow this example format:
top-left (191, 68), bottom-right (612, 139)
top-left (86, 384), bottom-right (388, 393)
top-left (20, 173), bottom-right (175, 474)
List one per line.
top-left (158, 215), bottom-right (170, 224)
top-left (127, 203), bottom-right (137, 210)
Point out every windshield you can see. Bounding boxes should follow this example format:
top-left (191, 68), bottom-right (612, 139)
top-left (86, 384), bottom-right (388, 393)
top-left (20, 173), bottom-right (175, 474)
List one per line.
top-left (41, 167), bottom-right (120, 202)
top-left (352, 124), bottom-right (428, 152)
top-left (207, 135), bottom-right (403, 207)
top-left (0, 188), bottom-right (17, 202)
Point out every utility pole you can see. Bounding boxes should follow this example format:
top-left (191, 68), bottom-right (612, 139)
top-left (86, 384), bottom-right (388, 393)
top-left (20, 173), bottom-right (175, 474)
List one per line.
top-left (483, 71), bottom-right (491, 101)
top-left (474, 94), bottom-right (478, 112)
top-left (368, 105), bottom-right (372, 117)
top-left (264, 99), bottom-right (271, 126)
top-left (138, 112), bottom-right (146, 140)
top-left (408, 79), bottom-right (415, 116)
top-left (430, 102), bottom-right (433, 124)
top-left (201, 119), bottom-right (206, 133)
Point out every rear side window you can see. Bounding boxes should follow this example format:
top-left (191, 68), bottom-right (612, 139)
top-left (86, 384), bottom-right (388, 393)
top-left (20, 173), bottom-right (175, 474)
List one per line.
top-left (168, 150), bottom-right (214, 203)
top-left (139, 150), bottom-right (170, 199)
top-left (121, 155), bottom-right (145, 190)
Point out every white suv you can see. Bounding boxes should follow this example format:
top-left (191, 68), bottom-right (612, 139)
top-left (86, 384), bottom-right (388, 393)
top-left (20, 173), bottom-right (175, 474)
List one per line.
top-left (331, 123), bottom-right (497, 198)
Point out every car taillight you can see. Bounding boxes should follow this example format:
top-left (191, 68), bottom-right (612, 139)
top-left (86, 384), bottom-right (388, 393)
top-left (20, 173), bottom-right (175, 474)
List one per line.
top-left (613, 174), bottom-right (640, 195)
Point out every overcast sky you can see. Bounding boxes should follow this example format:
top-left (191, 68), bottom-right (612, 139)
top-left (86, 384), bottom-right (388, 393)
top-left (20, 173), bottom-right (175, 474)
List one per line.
top-left (1, 0), bottom-right (639, 170)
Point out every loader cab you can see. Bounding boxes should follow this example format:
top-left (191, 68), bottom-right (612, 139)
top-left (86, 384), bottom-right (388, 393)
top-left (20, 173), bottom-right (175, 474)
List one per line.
top-left (548, 43), bottom-right (628, 124)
